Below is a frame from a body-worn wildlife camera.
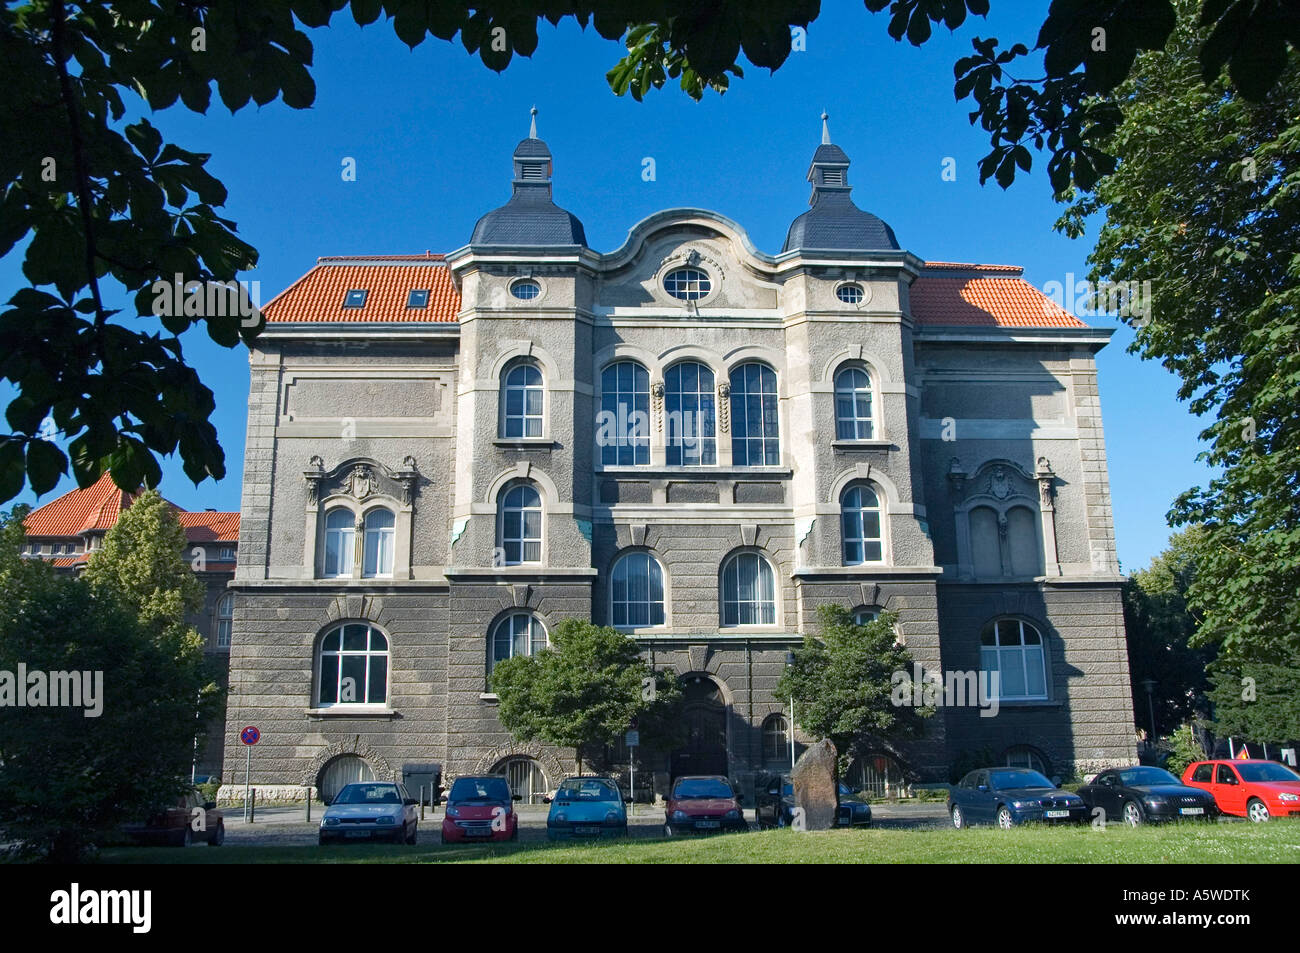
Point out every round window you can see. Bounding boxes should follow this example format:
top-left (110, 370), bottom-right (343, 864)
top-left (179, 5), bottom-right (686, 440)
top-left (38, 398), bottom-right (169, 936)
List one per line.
top-left (663, 267), bottom-right (712, 301)
top-left (511, 279), bottom-right (542, 300)
top-left (836, 283), bottom-right (865, 304)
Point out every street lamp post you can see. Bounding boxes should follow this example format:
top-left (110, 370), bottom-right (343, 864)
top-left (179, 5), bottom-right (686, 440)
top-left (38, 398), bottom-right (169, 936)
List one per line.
top-left (1140, 677), bottom-right (1158, 746)
top-left (785, 650), bottom-right (796, 770)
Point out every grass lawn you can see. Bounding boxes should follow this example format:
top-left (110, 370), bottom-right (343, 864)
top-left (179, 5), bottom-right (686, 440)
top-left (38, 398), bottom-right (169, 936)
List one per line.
top-left (98, 823), bottom-right (1300, 864)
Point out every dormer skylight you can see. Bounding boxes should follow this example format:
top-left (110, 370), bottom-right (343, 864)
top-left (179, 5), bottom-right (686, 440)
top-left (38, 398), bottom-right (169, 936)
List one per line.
top-left (407, 289), bottom-right (430, 309)
top-left (343, 289), bottom-right (368, 308)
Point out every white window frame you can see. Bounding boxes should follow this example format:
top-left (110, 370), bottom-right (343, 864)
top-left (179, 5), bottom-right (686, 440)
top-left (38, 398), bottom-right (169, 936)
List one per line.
top-left (501, 361), bottom-right (544, 438)
top-left (600, 360), bottom-right (651, 466)
top-left (362, 507), bottom-right (395, 579)
top-left (729, 362), bottom-right (780, 467)
top-left (720, 551), bottom-right (777, 627)
top-left (499, 483), bottom-right (542, 565)
top-left (316, 623), bottom-right (390, 708)
top-left (980, 618), bottom-right (1048, 702)
top-left (215, 593), bottom-right (234, 649)
top-left (489, 613), bottom-right (548, 674)
top-left (323, 508), bottom-right (356, 578)
top-left (841, 484), bottom-right (884, 565)
top-left (609, 551), bottom-right (666, 628)
top-left (665, 361), bottom-right (717, 467)
top-left (834, 366), bottom-right (874, 440)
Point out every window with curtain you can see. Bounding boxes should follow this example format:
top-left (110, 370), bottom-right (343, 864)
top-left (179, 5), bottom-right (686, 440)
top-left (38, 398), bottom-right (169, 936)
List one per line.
top-left (665, 361), bottom-right (716, 466)
top-left (490, 613), bottom-right (548, 673)
top-left (834, 366), bottom-right (873, 440)
top-left (499, 484), bottom-right (542, 565)
top-left (324, 508), bottom-right (355, 577)
top-left (610, 551), bottom-right (666, 627)
top-left (762, 714), bottom-right (789, 761)
top-left (317, 623), bottom-right (389, 706)
top-left (600, 361), bottom-right (650, 466)
top-left (362, 508), bottom-right (395, 578)
top-left (501, 362), bottom-right (544, 438)
top-left (730, 362), bottom-right (780, 466)
top-left (215, 593), bottom-right (233, 648)
top-left (720, 552), bottom-right (776, 626)
top-left (841, 484), bottom-right (883, 564)
top-left (980, 619), bottom-right (1048, 701)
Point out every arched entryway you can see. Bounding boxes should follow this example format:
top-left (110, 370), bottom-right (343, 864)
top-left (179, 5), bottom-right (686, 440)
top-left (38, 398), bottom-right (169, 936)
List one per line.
top-left (847, 754), bottom-right (905, 797)
top-left (494, 756), bottom-right (550, 804)
top-left (670, 674), bottom-right (729, 780)
top-left (317, 754), bottom-right (375, 804)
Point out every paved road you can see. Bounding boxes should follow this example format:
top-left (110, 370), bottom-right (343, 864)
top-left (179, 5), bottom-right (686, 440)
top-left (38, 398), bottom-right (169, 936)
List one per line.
top-left (213, 800), bottom-right (953, 848)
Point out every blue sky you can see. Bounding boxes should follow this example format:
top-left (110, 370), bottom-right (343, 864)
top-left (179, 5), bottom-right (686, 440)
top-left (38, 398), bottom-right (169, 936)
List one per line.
top-left (3, 2), bottom-right (1211, 572)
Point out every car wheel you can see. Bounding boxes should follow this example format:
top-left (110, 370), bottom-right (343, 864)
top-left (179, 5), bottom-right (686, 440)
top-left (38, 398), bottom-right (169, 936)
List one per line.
top-left (178, 826), bottom-right (194, 848)
top-left (996, 806), bottom-right (1014, 829)
top-left (1247, 798), bottom-right (1271, 823)
top-left (208, 821), bottom-right (225, 847)
top-left (776, 812), bottom-right (788, 829)
top-left (951, 805), bottom-right (965, 829)
top-left (318, 833), bottom-right (328, 846)
top-left (663, 823), bottom-right (674, 838)
top-left (1123, 801), bottom-right (1144, 827)
top-left (405, 823), bottom-right (417, 845)
top-left (440, 830), bottom-right (448, 844)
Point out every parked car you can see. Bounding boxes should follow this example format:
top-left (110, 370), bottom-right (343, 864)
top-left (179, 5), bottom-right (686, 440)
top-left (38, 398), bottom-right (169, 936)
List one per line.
top-left (1078, 766), bottom-right (1218, 825)
top-left (440, 775), bottom-right (521, 843)
top-left (318, 781), bottom-right (419, 845)
top-left (545, 776), bottom-right (629, 840)
top-left (756, 778), bottom-right (872, 829)
top-left (665, 775), bottom-right (748, 835)
top-left (1182, 759), bottom-right (1300, 822)
top-left (124, 787), bottom-right (224, 847)
top-left (948, 768), bottom-right (1087, 828)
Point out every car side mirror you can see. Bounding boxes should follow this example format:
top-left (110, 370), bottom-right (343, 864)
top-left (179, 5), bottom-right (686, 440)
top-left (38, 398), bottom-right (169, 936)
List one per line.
top-left (542, 795), bottom-right (552, 804)
top-left (403, 798), bottom-right (417, 806)
top-left (203, 802), bottom-right (216, 811)
top-left (512, 794), bottom-right (523, 801)
top-left (977, 784), bottom-right (989, 792)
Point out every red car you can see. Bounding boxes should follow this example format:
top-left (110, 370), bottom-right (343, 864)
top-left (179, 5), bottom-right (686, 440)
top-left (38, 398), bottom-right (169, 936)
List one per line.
top-left (1182, 759), bottom-right (1300, 822)
top-left (664, 775), bottom-right (748, 836)
top-left (124, 788), bottom-right (224, 847)
top-left (439, 775), bottom-right (521, 843)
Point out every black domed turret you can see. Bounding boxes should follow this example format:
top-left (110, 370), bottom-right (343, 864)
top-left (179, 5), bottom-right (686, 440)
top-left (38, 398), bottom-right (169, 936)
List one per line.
top-left (782, 113), bottom-right (899, 253)
top-left (470, 108), bottom-right (587, 246)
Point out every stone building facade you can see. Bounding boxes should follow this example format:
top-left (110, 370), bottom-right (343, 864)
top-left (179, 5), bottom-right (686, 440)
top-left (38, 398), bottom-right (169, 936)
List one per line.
top-left (221, 116), bottom-right (1137, 803)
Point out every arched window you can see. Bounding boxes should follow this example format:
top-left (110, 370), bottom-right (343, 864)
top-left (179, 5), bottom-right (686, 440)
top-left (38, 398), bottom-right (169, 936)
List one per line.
top-left (501, 361), bottom-right (544, 438)
top-left (600, 361), bottom-right (650, 466)
top-left (665, 361), bottom-right (716, 466)
top-left (841, 485), bottom-right (883, 564)
top-left (847, 754), bottom-right (904, 797)
top-left (317, 623), bottom-right (389, 707)
top-left (762, 714), bottom-right (789, 762)
top-left (980, 619), bottom-right (1048, 701)
top-left (490, 613), bottom-right (548, 673)
top-left (499, 483), bottom-right (542, 565)
top-left (323, 508), bottom-right (355, 577)
top-left (610, 551), bottom-right (665, 627)
top-left (1003, 745), bottom-right (1050, 775)
top-left (730, 363), bottom-right (780, 466)
top-left (497, 756), bottom-right (549, 804)
top-left (720, 552), bottom-right (776, 626)
top-left (834, 366), bottom-right (874, 440)
top-left (362, 508), bottom-right (395, 578)
top-left (853, 607), bottom-right (880, 626)
top-left (215, 593), bottom-right (234, 648)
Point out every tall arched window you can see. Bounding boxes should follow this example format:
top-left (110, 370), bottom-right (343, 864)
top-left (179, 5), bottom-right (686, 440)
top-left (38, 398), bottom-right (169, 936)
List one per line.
top-left (720, 552), bottom-right (776, 626)
top-left (730, 362), bottom-right (780, 466)
top-left (490, 613), bottom-right (548, 673)
top-left (215, 593), bottom-right (234, 648)
top-left (762, 714), bottom-right (789, 762)
top-left (499, 483), bottom-right (542, 565)
top-left (323, 508), bottom-right (355, 577)
top-left (610, 551), bottom-right (665, 627)
top-left (834, 366), bottom-right (874, 440)
top-left (362, 508), bottom-right (395, 578)
top-left (980, 619), bottom-right (1048, 701)
top-left (317, 623), bottom-right (389, 707)
top-left (841, 484), bottom-right (883, 564)
top-left (600, 361), bottom-right (650, 466)
top-left (665, 361), bottom-right (716, 466)
top-left (501, 362), bottom-right (544, 438)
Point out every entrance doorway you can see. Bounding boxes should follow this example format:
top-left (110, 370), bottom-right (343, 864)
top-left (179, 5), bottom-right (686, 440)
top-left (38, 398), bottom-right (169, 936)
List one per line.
top-left (318, 754), bottom-right (375, 804)
top-left (671, 675), bottom-right (728, 780)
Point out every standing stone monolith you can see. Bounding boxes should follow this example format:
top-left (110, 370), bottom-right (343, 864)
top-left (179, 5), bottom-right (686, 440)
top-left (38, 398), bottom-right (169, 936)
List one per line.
top-left (791, 738), bottom-right (838, 830)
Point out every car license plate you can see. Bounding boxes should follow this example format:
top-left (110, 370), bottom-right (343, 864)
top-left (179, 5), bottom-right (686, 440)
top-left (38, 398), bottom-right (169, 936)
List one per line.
top-left (1045, 810), bottom-right (1069, 819)
top-left (696, 820), bottom-right (721, 829)
top-left (1180, 807), bottom-right (1204, 815)
top-left (466, 827), bottom-right (492, 837)
top-left (574, 825), bottom-right (602, 835)
top-left (344, 830), bottom-right (369, 838)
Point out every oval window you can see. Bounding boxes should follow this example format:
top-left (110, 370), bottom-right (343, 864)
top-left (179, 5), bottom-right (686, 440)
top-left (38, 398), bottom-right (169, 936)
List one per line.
top-left (511, 279), bottom-right (542, 300)
top-left (664, 267), bottom-right (711, 301)
top-left (836, 283), bottom-right (865, 304)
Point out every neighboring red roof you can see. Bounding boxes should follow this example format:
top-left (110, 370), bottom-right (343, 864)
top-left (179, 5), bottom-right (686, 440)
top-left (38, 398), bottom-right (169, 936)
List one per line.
top-left (261, 255), bottom-right (460, 324)
top-left (23, 472), bottom-right (239, 546)
top-left (911, 266), bottom-right (1087, 328)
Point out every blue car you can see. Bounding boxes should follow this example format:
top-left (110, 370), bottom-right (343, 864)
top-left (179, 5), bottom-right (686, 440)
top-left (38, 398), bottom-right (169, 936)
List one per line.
top-left (545, 776), bottom-right (629, 840)
top-left (948, 768), bottom-right (1087, 829)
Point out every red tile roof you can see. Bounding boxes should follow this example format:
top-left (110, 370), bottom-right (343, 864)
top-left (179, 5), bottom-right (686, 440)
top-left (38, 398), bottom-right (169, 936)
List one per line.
top-left (23, 472), bottom-right (239, 545)
top-left (911, 264), bottom-right (1086, 328)
top-left (261, 255), bottom-right (460, 323)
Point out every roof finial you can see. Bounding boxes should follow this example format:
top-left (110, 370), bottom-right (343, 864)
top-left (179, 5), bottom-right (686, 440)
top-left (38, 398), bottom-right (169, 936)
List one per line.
top-left (529, 106), bottom-right (538, 139)
top-left (821, 110), bottom-right (830, 145)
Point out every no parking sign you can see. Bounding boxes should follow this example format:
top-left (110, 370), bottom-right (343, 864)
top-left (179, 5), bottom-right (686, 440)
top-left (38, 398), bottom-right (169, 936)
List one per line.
top-left (240, 726), bottom-right (260, 820)
top-left (240, 725), bottom-right (260, 746)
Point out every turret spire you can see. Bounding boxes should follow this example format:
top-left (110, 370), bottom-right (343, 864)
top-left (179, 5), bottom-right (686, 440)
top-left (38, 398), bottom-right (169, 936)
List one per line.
top-left (529, 105), bottom-right (538, 140)
top-left (821, 110), bottom-right (830, 145)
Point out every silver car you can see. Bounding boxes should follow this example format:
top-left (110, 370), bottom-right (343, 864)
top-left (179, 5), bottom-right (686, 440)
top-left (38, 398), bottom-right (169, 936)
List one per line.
top-left (319, 782), bottom-right (419, 845)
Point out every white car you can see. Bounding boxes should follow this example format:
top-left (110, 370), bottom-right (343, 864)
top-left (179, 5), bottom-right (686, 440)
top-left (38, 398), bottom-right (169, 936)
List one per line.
top-left (319, 782), bottom-right (419, 845)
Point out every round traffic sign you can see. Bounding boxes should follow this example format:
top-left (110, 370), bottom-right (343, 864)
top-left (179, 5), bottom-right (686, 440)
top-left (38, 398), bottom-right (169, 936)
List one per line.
top-left (240, 725), bottom-right (260, 746)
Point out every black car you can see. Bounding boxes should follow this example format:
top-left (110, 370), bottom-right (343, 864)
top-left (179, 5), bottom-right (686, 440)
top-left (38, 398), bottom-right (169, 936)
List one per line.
top-left (1079, 766), bottom-right (1219, 825)
top-left (756, 778), bottom-right (872, 829)
top-left (948, 768), bottom-right (1088, 828)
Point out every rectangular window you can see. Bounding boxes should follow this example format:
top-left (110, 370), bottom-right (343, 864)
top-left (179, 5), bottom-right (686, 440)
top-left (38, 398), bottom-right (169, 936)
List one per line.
top-left (407, 289), bottom-right (429, 309)
top-left (343, 289), bottom-right (368, 308)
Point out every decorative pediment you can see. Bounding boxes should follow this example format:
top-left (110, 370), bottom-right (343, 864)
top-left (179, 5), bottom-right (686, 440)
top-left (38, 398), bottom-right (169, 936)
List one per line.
top-left (954, 459), bottom-right (1037, 505)
top-left (304, 455), bottom-right (420, 507)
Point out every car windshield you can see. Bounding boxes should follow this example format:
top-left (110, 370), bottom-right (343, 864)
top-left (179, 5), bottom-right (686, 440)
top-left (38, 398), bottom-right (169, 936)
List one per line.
top-left (673, 778), bottom-right (734, 799)
top-left (838, 783), bottom-right (859, 796)
top-left (990, 769), bottom-right (1053, 791)
top-left (556, 779), bottom-right (619, 801)
top-left (1118, 767), bottom-right (1178, 786)
top-left (335, 783), bottom-right (401, 804)
top-left (449, 777), bottom-right (510, 802)
top-left (1236, 762), bottom-right (1300, 783)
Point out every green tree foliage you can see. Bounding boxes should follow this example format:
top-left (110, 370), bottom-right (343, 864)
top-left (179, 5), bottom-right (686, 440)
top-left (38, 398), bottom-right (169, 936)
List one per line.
top-left (776, 605), bottom-right (933, 768)
top-left (0, 502), bottom-right (212, 861)
top-left (1058, 0), bottom-right (1300, 671)
top-left (4, 1), bottom-right (1296, 504)
top-left (1123, 527), bottom-right (1215, 735)
top-left (1208, 644), bottom-right (1300, 743)
top-left (1164, 722), bottom-right (1208, 777)
top-left (490, 618), bottom-right (681, 772)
